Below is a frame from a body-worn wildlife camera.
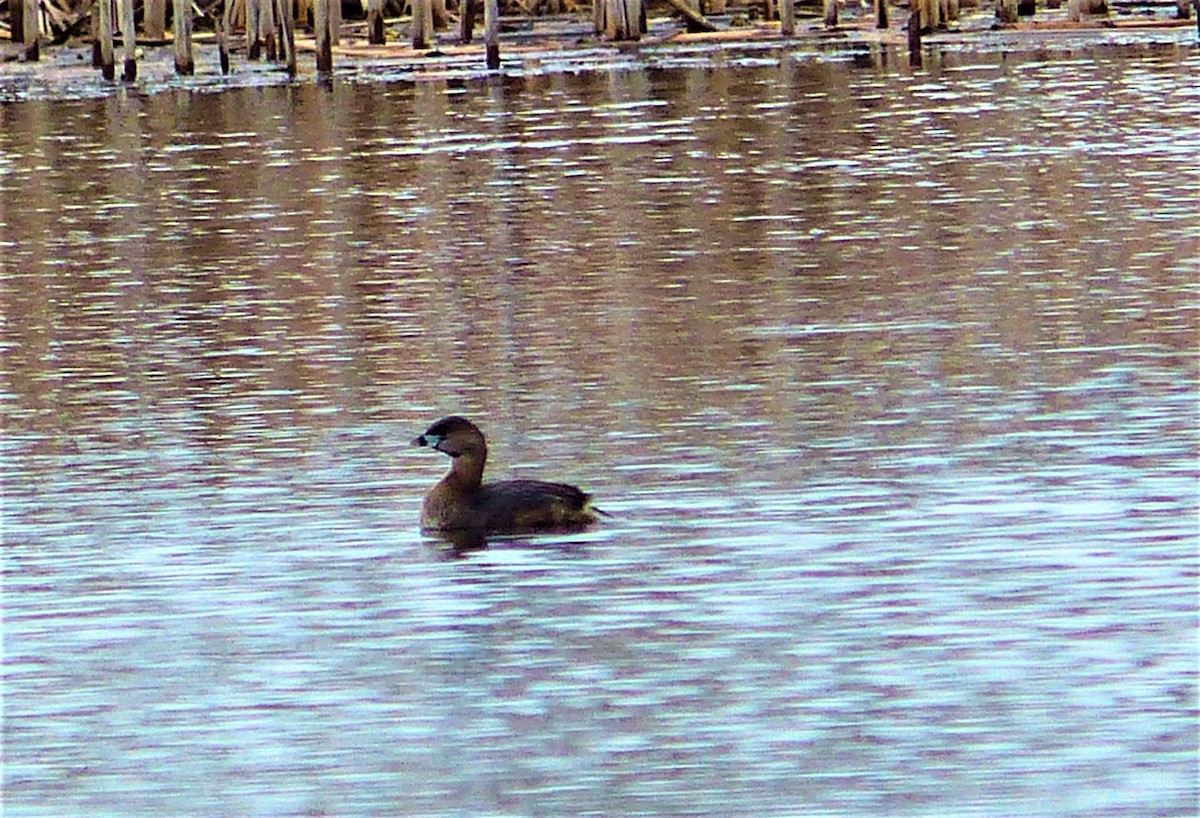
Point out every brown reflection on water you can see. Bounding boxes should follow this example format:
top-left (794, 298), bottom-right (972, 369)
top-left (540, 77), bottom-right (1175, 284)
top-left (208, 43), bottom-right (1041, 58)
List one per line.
top-left (3, 59), bottom-right (1196, 481)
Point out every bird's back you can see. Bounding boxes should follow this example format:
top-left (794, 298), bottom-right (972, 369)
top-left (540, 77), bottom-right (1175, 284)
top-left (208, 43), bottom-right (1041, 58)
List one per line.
top-left (475, 479), bottom-right (598, 533)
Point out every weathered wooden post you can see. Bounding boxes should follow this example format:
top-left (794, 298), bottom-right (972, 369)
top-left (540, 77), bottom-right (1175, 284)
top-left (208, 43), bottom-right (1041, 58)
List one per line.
top-left (261, 0), bottom-right (278, 61)
top-left (906, 10), bottom-right (921, 66)
top-left (606, 0), bottom-right (642, 39)
top-left (217, 0), bottom-right (231, 73)
top-left (274, 0), bottom-right (297, 75)
top-left (24, 0), bottom-right (41, 59)
top-left (173, 0), bottom-right (194, 74)
top-left (97, 0), bottom-right (117, 78)
top-left (1065, 0), bottom-right (1107, 18)
top-left (19, 0), bottom-right (40, 60)
top-left (315, 0), bottom-right (334, 73)
top-left (367, 0), bottom-right (386, 44)
top-left (412, 0), bottom-right (434, 48)
top-left (11, 0), bottom-right (24, 51)
top-left (484, 0), bottom-right (500, 68)
top-left (462, 0), bottom-right (478, 42)
top-left (875, 0), bottom-right (888, 27)
top-left (119, 0), bottom-right (137, 80)
top-left (146, 0), bottom-right (166, 40)
top-left (247, 0), bottom-right (262, 60)
top-left (91, 4), bottom-right (101, 66)
top-left (781, 0), bottom-right (795, 34)
top-left (824, 0), bottom-right (838, 26)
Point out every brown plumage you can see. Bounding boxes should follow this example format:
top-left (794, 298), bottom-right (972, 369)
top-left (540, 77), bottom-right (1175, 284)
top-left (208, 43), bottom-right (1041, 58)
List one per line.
top-left (412, 416), bottom-right (601, 535)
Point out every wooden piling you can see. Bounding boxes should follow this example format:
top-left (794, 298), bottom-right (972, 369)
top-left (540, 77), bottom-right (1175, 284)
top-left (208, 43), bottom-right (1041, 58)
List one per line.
top-left (217, 32), bottom-right (230, 73)
top-left (11, 0), bottom-right (24, 49)
top-left (315, 0), bottom-right (334, 74)
top-left (367, 0), bottom-right (386, 44)
top-left (275, 0), bottom-right (297, 76)
top-left (173, 0), bottom-right (194, 74)
top-left (146, 0), bottom-right (166, 40)
top-left (462, 0), bottom-right (477, 43)
top-left (218, 0), bottom-right (233, 73)
top-left (412, 0), bottom-right (434, 48)
top-left (606, 0), bottom-right (642, 39)
top-left (119, 0), bottom-right (136, 80)
top-left (906, 10), bottom-right (921, 66)
top-left (297, 0), bottom-right (312, 32)
top-left (91, 5), bottom-right (101, 67)
top-left (247, 0), bottom-right (262, 60)
top-left (781, 0), bottom-right (795, 35)
top-left (262, 0), bottom-right (278, 61)
top-left (485, 0), bottom-right (500, 67)
top-left (824, 0), bottom-right (838, 26)
top-left (21, 0), bottom-right (40, 60)
top-left (97, 0), bottom-right (115, 77)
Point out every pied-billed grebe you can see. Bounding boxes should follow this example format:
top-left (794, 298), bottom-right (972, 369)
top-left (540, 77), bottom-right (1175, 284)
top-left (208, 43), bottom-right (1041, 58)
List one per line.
top-left (413, 416), bottom-right (602, 535)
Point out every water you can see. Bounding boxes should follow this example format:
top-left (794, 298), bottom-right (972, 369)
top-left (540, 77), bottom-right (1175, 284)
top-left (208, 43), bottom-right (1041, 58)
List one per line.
top-left (3, 39), bottom-right (1198, 817)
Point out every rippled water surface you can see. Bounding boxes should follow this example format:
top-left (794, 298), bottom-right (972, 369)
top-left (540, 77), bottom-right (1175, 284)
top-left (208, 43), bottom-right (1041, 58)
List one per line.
top-left (3, 42), bottom-right (1198, 817)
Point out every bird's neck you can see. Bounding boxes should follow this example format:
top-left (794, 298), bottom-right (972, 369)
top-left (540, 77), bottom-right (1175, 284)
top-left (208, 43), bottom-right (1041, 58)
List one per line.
top-left (445, 450), bottom-right (485, 491)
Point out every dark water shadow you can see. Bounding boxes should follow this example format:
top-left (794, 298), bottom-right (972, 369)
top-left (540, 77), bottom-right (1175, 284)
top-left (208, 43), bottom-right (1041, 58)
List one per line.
top-left (420, 526), bottom-right (604, 560)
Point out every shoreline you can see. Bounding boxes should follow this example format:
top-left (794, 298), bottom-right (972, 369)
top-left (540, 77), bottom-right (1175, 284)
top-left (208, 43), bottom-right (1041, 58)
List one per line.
top-left (1, 7), bottom-right (1196, 101)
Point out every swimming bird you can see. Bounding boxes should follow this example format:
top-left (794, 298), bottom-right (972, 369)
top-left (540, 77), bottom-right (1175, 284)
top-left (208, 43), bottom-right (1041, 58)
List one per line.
top-left (413, 416), bottom-right (602, 536)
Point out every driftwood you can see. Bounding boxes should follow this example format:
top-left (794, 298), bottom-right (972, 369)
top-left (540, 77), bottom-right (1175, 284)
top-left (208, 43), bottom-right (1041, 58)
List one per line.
top-left (46, 0), bottom-right (98, 45)
top-left (661, 0), bottom-right (717, 32)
